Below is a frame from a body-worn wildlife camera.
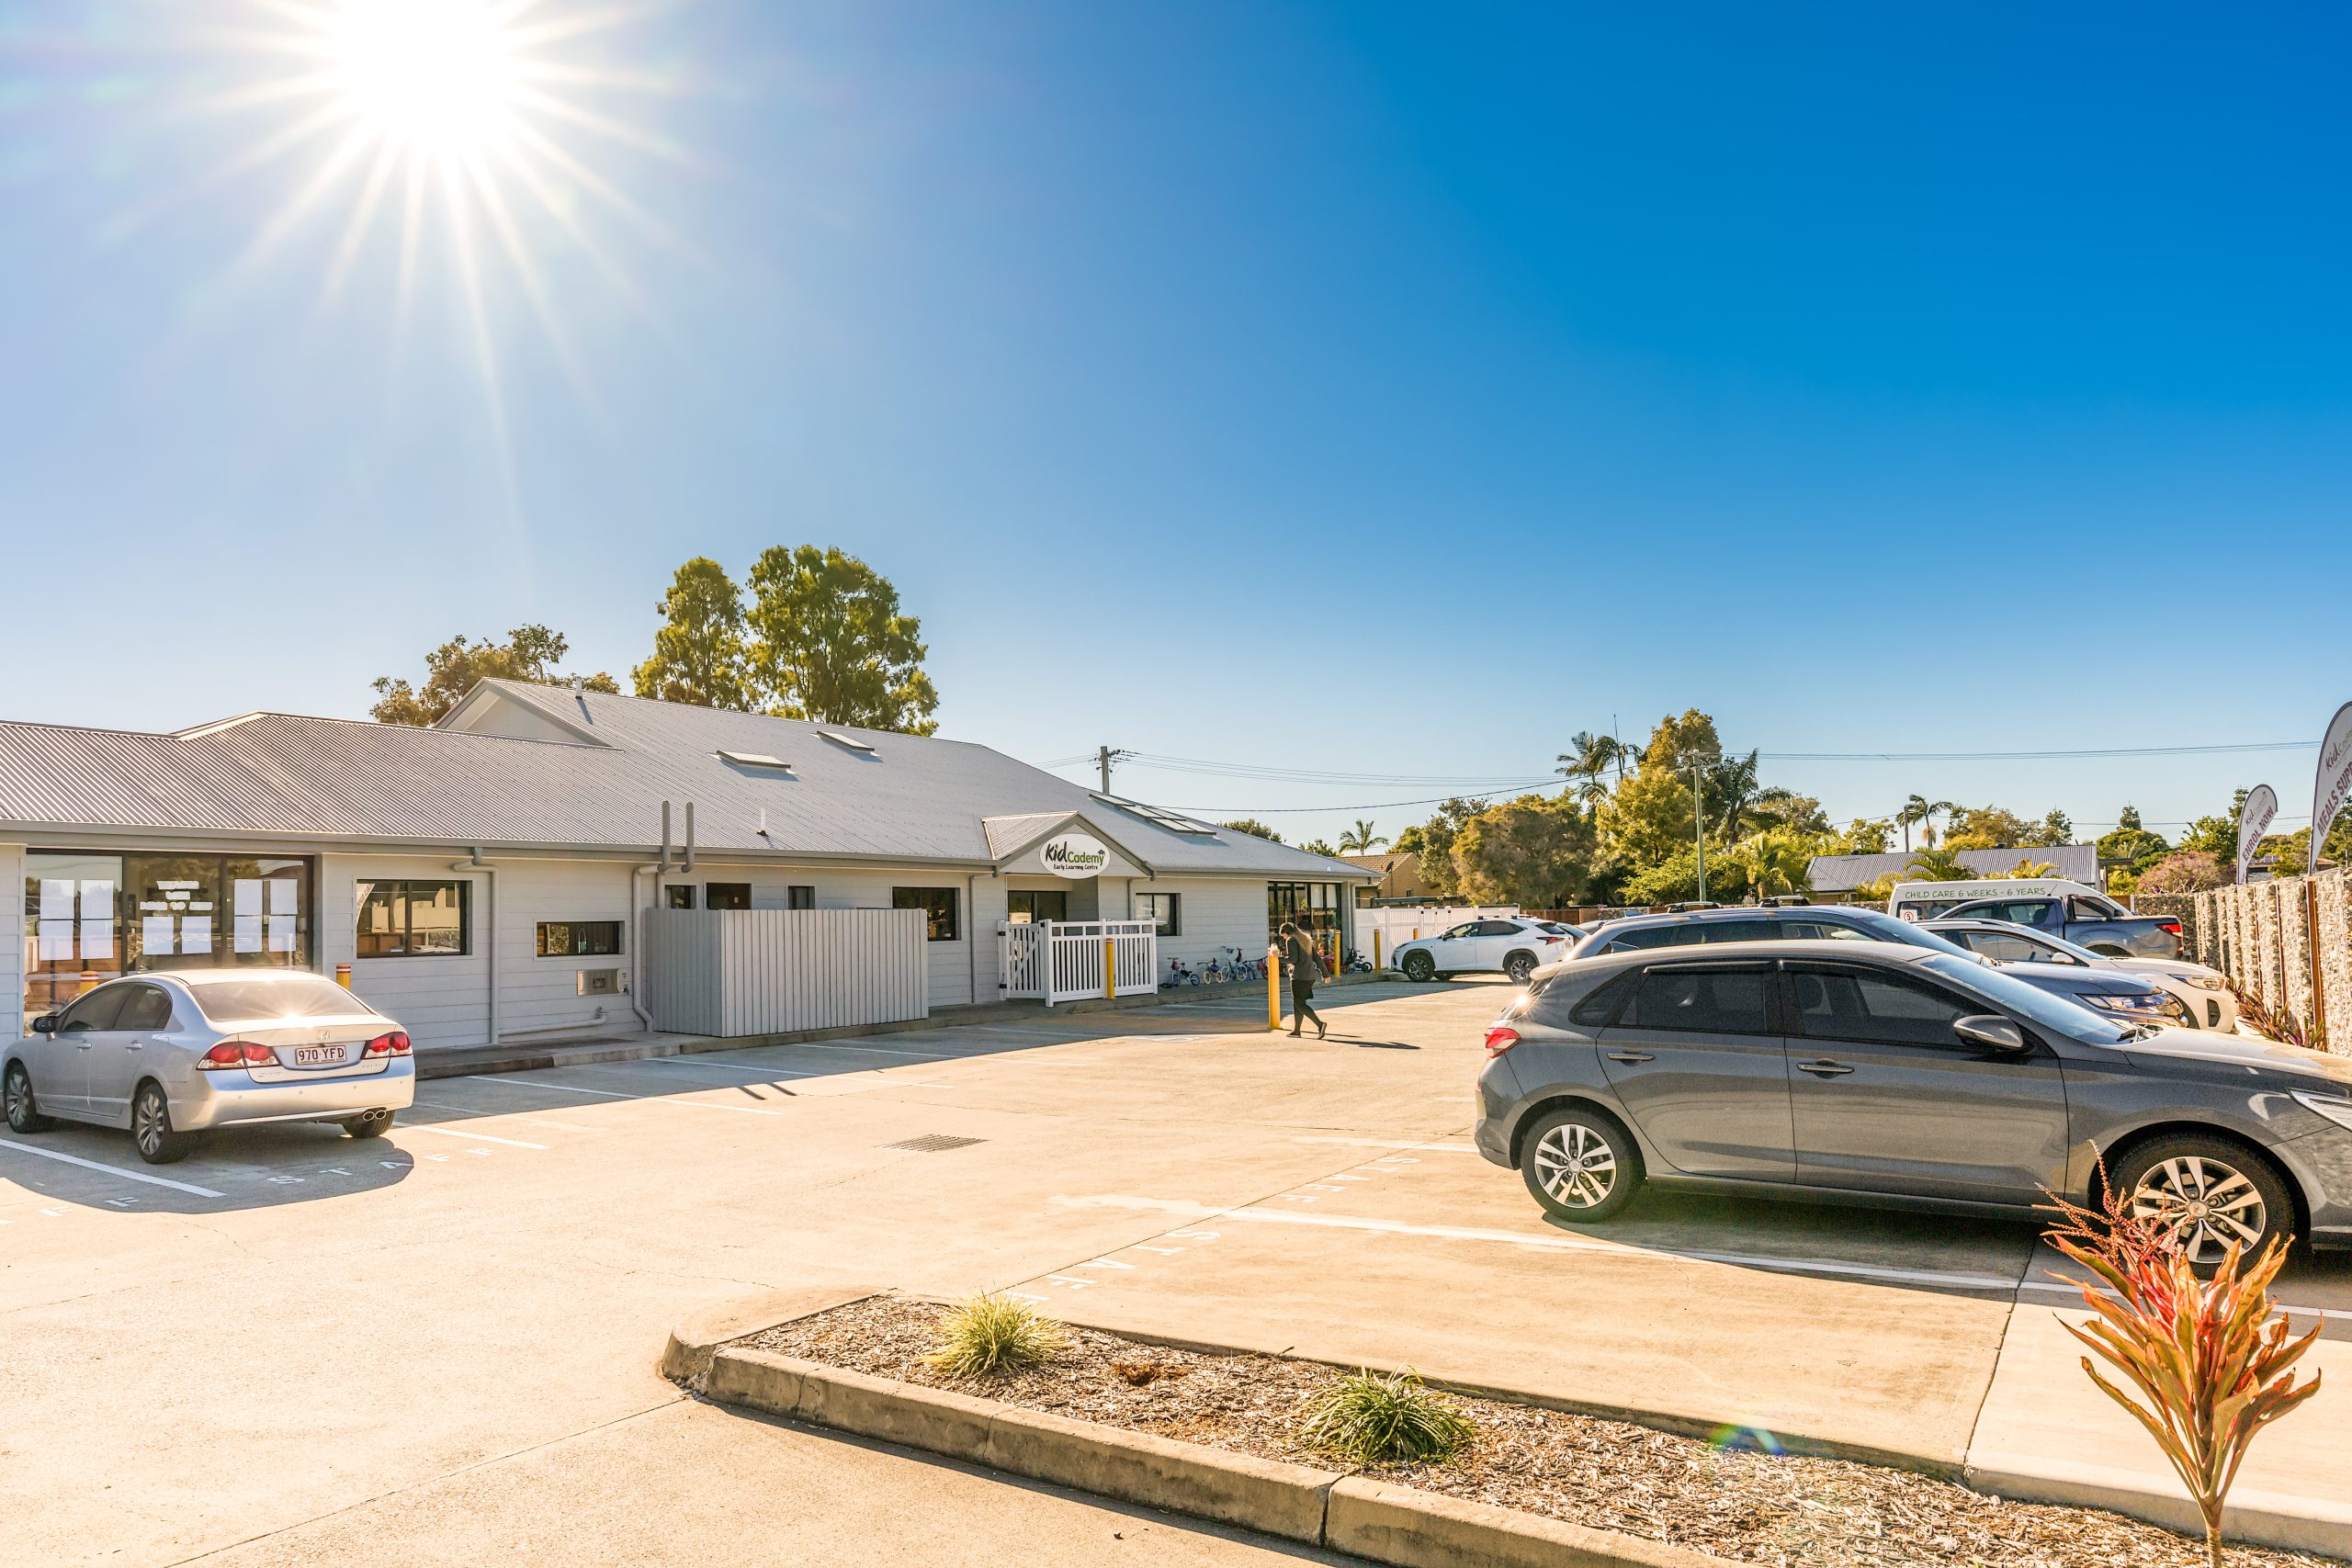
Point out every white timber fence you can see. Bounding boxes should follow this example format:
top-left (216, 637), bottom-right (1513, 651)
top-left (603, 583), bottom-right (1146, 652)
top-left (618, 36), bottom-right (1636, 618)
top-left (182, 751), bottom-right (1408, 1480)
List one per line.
top-left (1000, 919), bottom-right (1159, 1006)
top-left (642, 908), bottom-right (929, 1037)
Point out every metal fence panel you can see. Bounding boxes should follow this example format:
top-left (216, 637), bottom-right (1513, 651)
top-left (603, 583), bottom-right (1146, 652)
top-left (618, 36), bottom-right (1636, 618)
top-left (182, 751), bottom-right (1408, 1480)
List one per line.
top-left (641, 908), bottom-right (927, 1037)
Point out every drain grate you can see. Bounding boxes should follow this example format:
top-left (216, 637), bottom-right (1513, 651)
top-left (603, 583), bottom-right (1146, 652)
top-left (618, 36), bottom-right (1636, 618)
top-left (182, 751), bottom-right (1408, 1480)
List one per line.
top-left (883, 1134), bottom-right (988, 1154)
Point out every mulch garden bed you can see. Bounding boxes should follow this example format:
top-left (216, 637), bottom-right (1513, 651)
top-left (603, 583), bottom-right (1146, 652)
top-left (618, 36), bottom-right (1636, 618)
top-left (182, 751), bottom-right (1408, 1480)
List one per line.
top-left (743, 1294), bottom-right (2340, 1568)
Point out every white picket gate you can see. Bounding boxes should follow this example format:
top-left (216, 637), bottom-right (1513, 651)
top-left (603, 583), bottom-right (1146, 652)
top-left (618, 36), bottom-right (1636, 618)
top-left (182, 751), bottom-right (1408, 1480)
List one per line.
top-left (999, 919), bottom-right (1159, 1006)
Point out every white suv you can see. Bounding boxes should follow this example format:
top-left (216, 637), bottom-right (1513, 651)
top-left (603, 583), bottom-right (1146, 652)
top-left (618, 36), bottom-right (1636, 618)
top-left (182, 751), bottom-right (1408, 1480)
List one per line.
top-left (1393, 919), bottom-right (1584, 984)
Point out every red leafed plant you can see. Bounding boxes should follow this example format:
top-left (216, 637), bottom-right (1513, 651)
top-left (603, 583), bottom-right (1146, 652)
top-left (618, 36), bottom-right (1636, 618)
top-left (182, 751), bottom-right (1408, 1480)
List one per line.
top-left (2043, 1179), bottom-right (2323, 1568)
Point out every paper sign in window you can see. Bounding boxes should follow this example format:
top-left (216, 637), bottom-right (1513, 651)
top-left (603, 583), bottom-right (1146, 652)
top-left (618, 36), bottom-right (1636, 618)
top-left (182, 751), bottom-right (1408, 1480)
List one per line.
top-left (268, 880), bottom-right (298, 915)
top-left (234, 915), bottom-right (264, 953)
top-left (182, 917), bottom-right (213, 954)
top-left (81, 881), bottom-right (114, 919)
top-left (80, 922), bottom-right (115, 960)
top-left (234, 880), bottom-right (262, 917)
top-left (37, 919), bottom-right (74, 961)
top-left (40, 881), bottom-right (74, 921)
top-left (266, 918), bottom-right (297, 953)
top-left (141, 916), bottom-right (175, 955)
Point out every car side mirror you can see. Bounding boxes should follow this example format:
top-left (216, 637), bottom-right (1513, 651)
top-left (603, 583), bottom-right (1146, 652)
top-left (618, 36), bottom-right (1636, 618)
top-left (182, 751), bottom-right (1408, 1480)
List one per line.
top-left (29, 1014), bottom-right (56, 1035)
top-left (1953, 1014), bottom-right (2027, 1052)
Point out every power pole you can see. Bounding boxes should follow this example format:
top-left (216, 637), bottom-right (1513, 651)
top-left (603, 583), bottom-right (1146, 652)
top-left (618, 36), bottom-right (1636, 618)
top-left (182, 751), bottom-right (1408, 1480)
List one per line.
top-left (1682, 752), bottom-right (1709, 903)
top-left (1096, 745), bottom-right (1134, 794)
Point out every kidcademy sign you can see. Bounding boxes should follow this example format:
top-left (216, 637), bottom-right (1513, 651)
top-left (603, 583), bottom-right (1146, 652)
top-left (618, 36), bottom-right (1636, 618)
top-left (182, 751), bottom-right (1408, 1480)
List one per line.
top-left (2312, 702), bottom-right (2352, 876)
top-left (1040, 832), bottom-right (1112, 879)
top-left (2236, 783), bottom-right (2278, 886)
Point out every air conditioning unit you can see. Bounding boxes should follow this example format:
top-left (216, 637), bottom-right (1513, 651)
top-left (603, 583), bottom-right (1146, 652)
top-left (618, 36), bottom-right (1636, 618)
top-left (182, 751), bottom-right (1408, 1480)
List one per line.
top-left (578, 967), bottom-right (623, 997)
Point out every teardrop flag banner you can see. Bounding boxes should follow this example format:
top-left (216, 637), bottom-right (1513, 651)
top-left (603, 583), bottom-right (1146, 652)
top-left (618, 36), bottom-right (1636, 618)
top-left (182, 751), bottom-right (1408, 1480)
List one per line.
top-left (2310, 702), bottom-right (2352, 877)
top-left (2236, 784), bottom-right (2278, 886)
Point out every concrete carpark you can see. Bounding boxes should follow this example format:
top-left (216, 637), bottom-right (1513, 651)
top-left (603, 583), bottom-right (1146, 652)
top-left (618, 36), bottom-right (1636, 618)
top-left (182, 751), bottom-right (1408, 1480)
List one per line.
top-left (2, 980), bottom-right (2348, 1565)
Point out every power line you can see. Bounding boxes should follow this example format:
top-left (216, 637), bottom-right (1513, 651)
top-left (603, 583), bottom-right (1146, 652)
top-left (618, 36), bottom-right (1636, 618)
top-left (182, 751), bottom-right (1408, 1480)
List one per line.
top-left (1762, 741), bottom-right (2317, 762)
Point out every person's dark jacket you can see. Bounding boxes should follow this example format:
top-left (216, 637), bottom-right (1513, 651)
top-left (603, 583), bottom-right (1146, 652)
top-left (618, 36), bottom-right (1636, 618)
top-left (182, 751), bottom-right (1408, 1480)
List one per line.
top-left (1283, 934), bottom-right (1318, 995)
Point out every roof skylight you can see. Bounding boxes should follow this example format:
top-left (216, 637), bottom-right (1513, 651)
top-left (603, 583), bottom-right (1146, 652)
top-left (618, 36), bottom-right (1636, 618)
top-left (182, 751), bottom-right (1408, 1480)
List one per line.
top-left (716, 750), bottom-right (791, 771)
top-left (819, 731), bottom-right (877, 753)
top-left (1091, 793), bottom-right (1219, 836)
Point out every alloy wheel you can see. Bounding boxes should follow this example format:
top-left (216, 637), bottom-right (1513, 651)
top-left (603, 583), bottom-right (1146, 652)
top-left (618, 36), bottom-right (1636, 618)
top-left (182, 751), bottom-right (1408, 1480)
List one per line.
top-left (2130, 1155), bottom-right (2267, 1263)
top-left (134, 1089), bottom-right (168, 1158)
top-left (1532, 1123), bottom-right (1618, 1209)
top-left (5, 1068), bottom-right (30, 1129)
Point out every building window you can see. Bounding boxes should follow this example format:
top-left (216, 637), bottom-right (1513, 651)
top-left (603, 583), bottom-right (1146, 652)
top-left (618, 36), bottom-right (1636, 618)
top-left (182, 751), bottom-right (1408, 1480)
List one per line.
top-left (707, 883), bottom-right (752, 910)
top-left (25, 852), bottom-right (315, 1017)
top-left (537, 920), bottom-right (622, 957)
top-left (786, 886), bottom-right (816, 910)
top-left (1134, 891), bottom-right (1181, 936)
top-left (893, 886), bottom-right (959, 942)
top-left (356, 880), bottom-right (469, 959)
top-left (1267, 882), bottom-right (1342, 938)
top-left (1007, 889), bottom-right (1068, 925)
top-left (665, 886), bottom-right (695, 909)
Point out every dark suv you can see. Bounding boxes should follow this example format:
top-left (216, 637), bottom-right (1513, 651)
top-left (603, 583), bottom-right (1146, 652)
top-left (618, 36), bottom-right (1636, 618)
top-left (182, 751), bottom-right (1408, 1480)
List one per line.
top-left (1475, 941), bottom-right (2352, 1263)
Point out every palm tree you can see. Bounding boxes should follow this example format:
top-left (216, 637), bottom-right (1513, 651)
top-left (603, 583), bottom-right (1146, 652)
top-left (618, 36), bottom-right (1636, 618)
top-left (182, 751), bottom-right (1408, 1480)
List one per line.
top-left (1336, 819), bottom-right (1387, 855)
top-left (1905, 846), bottom-right (1971, 882)
top-left (1555, 731), bottom-right (1625, 805)
top-left (2001, 859), bottom-right (2059, 879)
top-left (1729, 829), bottom-right (1815, 902)
top-left (1896, 794), bottom-right (1956, 853)
top-left (1706, 750), bottom-right (1763, 840)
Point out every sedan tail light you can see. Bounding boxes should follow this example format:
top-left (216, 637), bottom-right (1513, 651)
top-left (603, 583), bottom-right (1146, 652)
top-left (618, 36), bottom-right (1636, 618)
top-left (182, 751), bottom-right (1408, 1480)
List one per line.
top-left (362, 1031), bottom-right (413, 1058)
top-left (198, 1042), bottom-right (278, 1070)
top-left (1538, 935), bottom-right (1564, 945)
top-left (1484, 1026), bottom-right (1521, 1057)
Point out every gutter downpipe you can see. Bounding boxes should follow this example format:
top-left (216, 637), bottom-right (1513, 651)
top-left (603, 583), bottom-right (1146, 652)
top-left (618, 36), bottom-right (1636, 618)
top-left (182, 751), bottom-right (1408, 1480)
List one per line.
top-left (628, 804), bottom-right (674, 1032)
top-left (967, 872), bottom-right (982, 1005)
top-left (453, 848), bottom-right (498, 1047)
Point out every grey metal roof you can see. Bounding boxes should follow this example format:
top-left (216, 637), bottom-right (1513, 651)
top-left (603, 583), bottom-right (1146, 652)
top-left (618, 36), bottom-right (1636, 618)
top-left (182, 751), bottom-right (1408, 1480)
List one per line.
top-left (0, 681), bottom-right (1374, 881)
top-left (1806, 844), bottom-right (2099, 891)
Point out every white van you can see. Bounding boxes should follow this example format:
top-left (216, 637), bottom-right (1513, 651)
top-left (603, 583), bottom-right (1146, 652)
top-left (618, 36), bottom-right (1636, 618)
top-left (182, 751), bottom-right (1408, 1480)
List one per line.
top-left (1884, 878), bottom-right (2114, 923)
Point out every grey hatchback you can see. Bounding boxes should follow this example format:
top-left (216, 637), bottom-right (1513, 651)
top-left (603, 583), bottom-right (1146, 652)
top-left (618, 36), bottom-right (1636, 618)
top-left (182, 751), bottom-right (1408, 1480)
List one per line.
top-left (1474, 941), bottom-right (2352, 1262)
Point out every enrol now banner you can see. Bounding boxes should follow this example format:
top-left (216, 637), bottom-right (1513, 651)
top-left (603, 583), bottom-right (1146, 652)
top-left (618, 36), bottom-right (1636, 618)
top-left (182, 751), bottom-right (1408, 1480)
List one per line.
top-left (2312, 701), bottom-right (2352, 876)
top-left (1039, 832), bottom-right (1112, 879)
top-left (2236, 783), bottom-right (2278, 886)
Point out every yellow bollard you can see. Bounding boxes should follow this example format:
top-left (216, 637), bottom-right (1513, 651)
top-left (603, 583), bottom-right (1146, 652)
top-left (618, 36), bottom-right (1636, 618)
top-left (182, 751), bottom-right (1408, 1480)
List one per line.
top-left (1374, 931), bottom-right (1383, 972)
top-left (335, 963), bottom-right (352, 988)
top-left (1104, 937), bottom-right (1116, 999)
top-left (1268, 949), bottom-right (1283, 1031)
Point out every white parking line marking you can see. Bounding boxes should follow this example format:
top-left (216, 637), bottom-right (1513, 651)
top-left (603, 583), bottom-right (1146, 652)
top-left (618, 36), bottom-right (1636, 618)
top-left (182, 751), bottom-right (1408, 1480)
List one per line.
top-left (402, 1124), bottom-right (549, 1150)
top-left (0, 1138), bottom-right (226, 1198)
top-left (1290, 1136), bottom-right (1478, 1153)
top-left (468, 1077), bottom-right (782, 1115)
top-left (412, 1100), bottom-right (597, 1132)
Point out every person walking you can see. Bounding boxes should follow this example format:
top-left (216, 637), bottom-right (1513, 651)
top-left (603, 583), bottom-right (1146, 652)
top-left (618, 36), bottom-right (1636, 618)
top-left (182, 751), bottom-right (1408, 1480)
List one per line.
top-left (1277, 921), bottom-right (1326, 1039)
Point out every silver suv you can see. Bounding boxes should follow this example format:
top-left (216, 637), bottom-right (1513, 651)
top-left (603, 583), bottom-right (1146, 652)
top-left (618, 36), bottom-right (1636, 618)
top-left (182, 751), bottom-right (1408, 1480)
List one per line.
top-left (1475, 941), bottom-right (2352, 1262)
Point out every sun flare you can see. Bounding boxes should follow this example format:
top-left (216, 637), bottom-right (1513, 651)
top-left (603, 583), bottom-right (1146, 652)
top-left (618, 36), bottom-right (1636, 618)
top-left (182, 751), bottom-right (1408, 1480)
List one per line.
top-left (329, 0), bottom-right (525, 158)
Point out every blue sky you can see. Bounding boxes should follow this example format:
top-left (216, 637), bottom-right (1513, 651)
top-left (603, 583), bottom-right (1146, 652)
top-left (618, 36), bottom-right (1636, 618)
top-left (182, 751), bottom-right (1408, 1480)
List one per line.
top-left (3, 2), bottom-right (2347, 848)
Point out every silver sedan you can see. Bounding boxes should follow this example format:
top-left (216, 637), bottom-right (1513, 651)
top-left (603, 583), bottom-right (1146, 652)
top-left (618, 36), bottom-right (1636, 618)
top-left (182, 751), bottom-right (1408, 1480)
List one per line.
top-left (4, 969), bottom-right (414, 1164)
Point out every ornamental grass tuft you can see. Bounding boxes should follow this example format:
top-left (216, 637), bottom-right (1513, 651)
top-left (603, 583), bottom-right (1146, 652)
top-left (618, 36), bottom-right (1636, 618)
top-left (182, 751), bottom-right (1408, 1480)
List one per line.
top-left (1297, 1367), bottom-right (1477, 1466)
top-left (922, 1292), bottom-right (1068, 1380)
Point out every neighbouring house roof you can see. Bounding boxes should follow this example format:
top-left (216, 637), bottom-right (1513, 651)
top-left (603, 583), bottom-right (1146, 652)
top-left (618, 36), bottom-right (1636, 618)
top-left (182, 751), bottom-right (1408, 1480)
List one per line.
top-left (1806, 843), bottom-right (2101, 892)
top-left (0, 680), bottom-right (1374, 880)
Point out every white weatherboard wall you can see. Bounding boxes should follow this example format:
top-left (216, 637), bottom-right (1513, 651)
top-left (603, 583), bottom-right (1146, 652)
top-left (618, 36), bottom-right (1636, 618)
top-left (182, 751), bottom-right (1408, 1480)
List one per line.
top-left (321, 854), bottom-right (492, 1053)
top-left (642, 908), bottom-right (927, 1036)
top-left (651, 863), bottom-right (978, 1009)
top-left (1, 842), bottom-right (23, 1043)
top-left (1144, 877), bottom-right (1273, 979)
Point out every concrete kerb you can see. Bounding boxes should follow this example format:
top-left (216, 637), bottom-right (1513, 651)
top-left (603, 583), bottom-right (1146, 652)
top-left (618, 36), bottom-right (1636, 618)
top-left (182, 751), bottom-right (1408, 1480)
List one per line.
top-left (673, 1292), bottom-right (1738, 1568)
top-left (1963, 1450), bottom-right (2352, 1562)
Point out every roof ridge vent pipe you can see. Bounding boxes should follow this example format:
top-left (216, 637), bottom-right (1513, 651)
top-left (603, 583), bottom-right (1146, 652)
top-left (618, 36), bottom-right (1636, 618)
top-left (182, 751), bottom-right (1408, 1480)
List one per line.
top-left (684, 802), bottom-right (695, 873)
top-left (660, 801), bottom-right (673, 874)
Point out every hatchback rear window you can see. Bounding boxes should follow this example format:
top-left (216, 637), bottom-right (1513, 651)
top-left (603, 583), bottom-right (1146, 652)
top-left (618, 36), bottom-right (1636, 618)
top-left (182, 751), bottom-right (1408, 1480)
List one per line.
top-left (186, 976), bottom-right (379, 1023)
